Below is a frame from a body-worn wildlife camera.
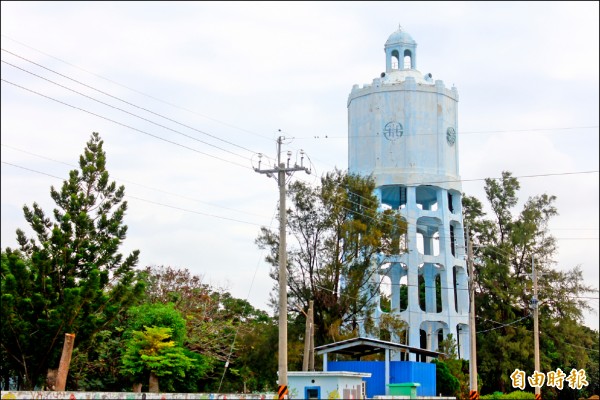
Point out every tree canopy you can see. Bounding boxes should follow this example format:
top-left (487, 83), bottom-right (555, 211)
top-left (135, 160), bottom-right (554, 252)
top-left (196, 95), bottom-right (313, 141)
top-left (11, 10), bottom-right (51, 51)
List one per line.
top-left (2, 137), bottom-right (597, 398)
top-left (1, 132), bottom-right (145, 389)
top-left (463, 171), bottom-right (598, 397)
top-left (256, 169), bottom-right (406, 345)
top-left (121, 303), bottom-right (196, 393)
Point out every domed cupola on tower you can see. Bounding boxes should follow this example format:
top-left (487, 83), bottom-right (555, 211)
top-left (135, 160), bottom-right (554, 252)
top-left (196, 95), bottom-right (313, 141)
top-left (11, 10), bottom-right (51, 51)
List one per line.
top-left (385, 25), bottom-right (417, 71)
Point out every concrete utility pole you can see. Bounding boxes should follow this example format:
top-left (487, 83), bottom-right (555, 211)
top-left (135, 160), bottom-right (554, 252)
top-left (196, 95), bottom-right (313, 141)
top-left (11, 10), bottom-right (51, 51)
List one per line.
top-left (254, 135), bottom-right (310, 399)
top-left (533, 255), bottom-right (541, 400)
top-left (302, 300), bottom-right (315, 371)
top-left (466, 229), bottom-right (478, 400)
top-left (309, 301), bottom-right (315, 371)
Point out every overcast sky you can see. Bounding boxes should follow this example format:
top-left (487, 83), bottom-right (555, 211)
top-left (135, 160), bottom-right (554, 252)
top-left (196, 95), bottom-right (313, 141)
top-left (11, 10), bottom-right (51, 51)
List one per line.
top-left (2, 1), bottom-right (598, 333)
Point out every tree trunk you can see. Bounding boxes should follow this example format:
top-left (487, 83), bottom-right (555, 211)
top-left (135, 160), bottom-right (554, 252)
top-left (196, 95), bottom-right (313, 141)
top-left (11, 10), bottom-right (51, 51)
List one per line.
top-left (132, 382), bottom-right (142, 392)
top-left (149, 371), bottom-right (159, 393)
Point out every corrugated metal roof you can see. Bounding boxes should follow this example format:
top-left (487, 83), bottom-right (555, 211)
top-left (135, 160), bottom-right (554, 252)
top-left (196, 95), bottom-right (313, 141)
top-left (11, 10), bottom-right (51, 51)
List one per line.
top-left (314, 336), bottom-right (443, 358)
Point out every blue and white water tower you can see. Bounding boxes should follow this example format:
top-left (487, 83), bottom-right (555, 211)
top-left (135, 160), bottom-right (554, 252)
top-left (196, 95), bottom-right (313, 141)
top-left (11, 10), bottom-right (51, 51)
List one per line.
top-left (348, 26), bottom-right (470, 361)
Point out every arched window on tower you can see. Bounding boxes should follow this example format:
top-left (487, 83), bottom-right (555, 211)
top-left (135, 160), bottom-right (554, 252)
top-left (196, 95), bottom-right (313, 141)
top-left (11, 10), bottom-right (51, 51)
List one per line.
top-left (403, 49), bottom-right (412, 69)
top-left (391, 50), bottom-right (400, 70)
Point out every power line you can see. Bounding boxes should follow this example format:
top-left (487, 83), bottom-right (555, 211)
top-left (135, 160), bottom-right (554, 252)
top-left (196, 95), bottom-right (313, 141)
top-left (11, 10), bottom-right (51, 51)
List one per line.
top-left (537, 328), bottom-right (599, 354)
top-left (555, 237), bottom-right (599, 240)
top-left (474, 315), bottom-right (600, 354)
top-left (2, 47), bottom-right (597, 291)
top-left (3, 35), bottom-right (598, 146)
top-left (126, 195), bottom-right (265, 227)
top-left (2, 161), bottom-right (268, 227)
top-left (1, 58), bottom-right (250, 160)
top-left (366, 171), bottom-right (599, 189)
top-left (1, 143), bottom-right (271, 219)
top-left (1, 78), bottom-right (250, 169)
top-left (6, 152), bottom-right (594, 302)
top-left (1, 48), bottom-right (261, 155)
top-left (290, 170), bottom-right (599, 227)
top-left (280, 170), bottom-right (599, 245)
top-left (475, 314), bottom-right (531, 334)
top-left (6, 142), bottom-right (594, 244)
top-left (0, 36), bottom-right (273, 142)
top-left (3, 39), bottom-right (597, 189)
top-left (3, 67), bottom-right (597, 236)
top-left (294, 125), bottom-right (599, 140)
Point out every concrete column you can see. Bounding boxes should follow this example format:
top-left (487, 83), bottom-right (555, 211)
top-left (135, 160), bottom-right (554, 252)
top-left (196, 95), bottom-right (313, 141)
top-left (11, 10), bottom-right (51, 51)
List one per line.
top-left (430, 327), bottom-right (440, 354)
top-left (426, 327), bottom-right (432, 363)
top-left (408, 324), bottom-right (420, 362)
top-left (385, 348), bottom-right (390, 394)
top-left (439, 264), bottom-right (452, 315)
top-left (456, 266), bottom-right (469, 314)
top-left (424, 264), bottom-right (437, 313)
top-left (390, 263), bottom-right (401, 312)
top-left (440, 215), bottom-right (455, 316)
top-left (458, 324), bottom-right (470, 360)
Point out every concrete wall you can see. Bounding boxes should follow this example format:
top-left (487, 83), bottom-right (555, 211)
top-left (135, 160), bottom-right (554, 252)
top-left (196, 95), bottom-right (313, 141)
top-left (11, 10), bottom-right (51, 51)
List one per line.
top-left (288, 371), bottom-right (369, 399)
top-left (374, 397), bottom-right (456, 400)
top-left (0, 391), bottom-right (276, 400)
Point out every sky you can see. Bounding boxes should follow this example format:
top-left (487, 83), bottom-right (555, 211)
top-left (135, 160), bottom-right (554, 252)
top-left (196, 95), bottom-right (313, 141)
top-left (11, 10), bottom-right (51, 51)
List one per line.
top-left (1, 1), bottom-right (598, 333)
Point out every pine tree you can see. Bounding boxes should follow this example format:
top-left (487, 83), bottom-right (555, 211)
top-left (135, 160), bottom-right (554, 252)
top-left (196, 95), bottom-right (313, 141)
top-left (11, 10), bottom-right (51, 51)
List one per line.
top-left (1, 132), bottom-right (145, 389)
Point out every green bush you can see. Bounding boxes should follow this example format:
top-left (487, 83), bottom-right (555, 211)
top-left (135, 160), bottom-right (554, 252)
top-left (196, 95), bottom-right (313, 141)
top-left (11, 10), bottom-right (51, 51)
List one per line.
top-left (480, 391), bottom-right (504, 400)
top-left (480, 391), bottom-right (536, 400)
top-left (503, 391), bottom-right (536, 399)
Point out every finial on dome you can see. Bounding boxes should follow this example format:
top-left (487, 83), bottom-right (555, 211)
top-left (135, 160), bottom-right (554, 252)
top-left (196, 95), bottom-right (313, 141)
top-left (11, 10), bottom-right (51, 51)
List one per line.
top-left (398, 24), bottom-right (403, 31)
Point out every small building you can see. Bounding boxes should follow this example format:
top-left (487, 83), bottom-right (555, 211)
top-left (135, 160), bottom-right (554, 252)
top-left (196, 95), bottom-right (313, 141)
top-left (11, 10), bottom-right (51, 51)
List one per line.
top-left (288, 371), bottom-right (371, 399)
top-left (315, 337), bottom-right (442, 398)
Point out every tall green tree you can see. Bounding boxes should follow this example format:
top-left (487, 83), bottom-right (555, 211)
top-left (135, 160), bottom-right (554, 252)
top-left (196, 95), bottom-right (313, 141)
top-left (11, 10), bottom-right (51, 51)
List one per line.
top-left (256, 169), bottom-right (406, 346)
top-left (0, 132), bottom-right (144, 389)
top-left (121, 303), bottom-right (199, 393)
top-left (143, 266), bottom-right (240, 363)
top-left (463, 171), bottom-right (598, 396)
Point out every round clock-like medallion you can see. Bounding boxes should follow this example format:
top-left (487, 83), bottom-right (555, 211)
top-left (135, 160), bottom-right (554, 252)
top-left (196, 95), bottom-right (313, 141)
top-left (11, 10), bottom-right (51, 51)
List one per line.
top-left (383, 122), bottom-right (404, 141)
top-left (446, 127), bottom-right (456, 146)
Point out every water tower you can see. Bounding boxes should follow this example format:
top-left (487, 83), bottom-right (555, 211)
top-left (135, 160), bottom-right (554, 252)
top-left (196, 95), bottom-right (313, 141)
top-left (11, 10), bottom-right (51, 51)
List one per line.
top-left (348, 26), bottom-right (470, 361)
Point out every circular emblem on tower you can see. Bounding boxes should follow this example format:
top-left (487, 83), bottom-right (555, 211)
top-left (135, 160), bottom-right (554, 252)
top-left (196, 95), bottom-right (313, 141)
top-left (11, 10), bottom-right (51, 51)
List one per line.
top-left (383, 121), bottom-right (404, 141)
top-left (446, 127), bottom-right (456, 146)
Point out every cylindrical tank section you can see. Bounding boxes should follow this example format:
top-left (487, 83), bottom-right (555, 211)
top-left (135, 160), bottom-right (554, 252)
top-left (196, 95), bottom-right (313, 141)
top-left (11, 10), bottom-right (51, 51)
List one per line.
top-left (348, 76), bottom-right (460, 191)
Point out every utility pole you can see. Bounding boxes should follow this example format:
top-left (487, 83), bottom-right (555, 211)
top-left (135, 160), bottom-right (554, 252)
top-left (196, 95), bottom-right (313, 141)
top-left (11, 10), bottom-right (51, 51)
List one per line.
top-left (302, 305), bottom-right (310, 372)
top-left (466, 228), bottom-right (478, 400)
top-left (533, 255), bottom-right (541, 400)
top-left (302, 300), bottom-right (315, 372)
top-left (254, 134), bottom-right (310, 399)
top-left (309, 300), bottom-right (314, 371)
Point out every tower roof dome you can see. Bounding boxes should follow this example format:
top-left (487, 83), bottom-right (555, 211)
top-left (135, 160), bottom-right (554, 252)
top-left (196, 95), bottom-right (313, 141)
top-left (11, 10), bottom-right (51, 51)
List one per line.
top-left (385, 25), bottom-right (416, 46)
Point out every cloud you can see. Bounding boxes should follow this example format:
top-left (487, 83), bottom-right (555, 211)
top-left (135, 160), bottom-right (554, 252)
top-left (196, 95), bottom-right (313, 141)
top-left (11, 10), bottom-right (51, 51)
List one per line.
top-left (1, 1), bottom-right (598, 330)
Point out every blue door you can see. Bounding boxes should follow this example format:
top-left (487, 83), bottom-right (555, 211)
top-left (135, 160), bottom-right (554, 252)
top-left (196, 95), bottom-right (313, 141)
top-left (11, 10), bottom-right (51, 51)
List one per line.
top-left (305, 386), bottom-right (321, 399)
